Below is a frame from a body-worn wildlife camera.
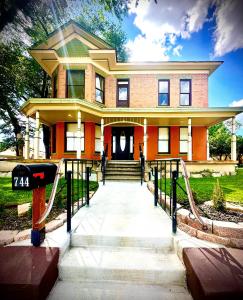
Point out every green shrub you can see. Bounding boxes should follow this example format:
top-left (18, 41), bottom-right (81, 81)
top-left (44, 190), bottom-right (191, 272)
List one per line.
top-left (212, 179), bottom-right (226, 211)
top-left (0, 200), bottom-right (5, 214)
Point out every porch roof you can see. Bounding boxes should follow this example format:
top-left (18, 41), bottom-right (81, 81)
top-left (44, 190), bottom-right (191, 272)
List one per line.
top-left (21, 98), bottom-right (243, 127)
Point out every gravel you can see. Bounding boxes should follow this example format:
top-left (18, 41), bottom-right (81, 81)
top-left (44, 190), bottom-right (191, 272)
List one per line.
top-left (199, 204), bottom-right (243, 223)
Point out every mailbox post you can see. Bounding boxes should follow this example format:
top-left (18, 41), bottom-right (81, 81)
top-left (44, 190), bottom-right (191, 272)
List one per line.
top-left (12, 163), bottom-right (57, 246)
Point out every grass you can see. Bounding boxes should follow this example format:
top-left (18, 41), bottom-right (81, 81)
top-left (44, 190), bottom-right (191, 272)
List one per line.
top-left (159, 168), bottom-right (243, 205)
top-left (0, 177), bottom-right (99, 207)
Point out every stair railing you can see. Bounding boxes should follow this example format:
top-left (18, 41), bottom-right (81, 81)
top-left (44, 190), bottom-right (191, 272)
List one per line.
top-left (101, 144), bottom-right (108, 185)
top-left (151, 158), bottom-right (207, 233)
top-left (139, 144), bottom-right (145, 185)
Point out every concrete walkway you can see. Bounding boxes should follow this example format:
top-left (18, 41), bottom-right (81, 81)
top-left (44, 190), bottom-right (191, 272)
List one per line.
top-left (48, 181), bottom-right (192, 300)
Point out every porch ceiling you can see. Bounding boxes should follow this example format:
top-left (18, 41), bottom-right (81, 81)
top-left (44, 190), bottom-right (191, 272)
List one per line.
top-left (21, 98), bottom-right (243, 127)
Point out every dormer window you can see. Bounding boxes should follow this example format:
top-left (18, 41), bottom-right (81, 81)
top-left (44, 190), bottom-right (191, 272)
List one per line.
top-left (66, 70), bottom-right (85, 99)
top-left (180, 79), bottom-right (191, 106)
top-left (95, 73), bottom-right (105, 103)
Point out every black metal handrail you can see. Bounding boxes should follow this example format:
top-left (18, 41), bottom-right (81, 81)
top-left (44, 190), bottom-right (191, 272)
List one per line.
top-left (64, 159), bottom-right (95, 232)
top-left (101, 144), bottom-right (108, 185)
top-left (152, 159), bottom-right (180, 234)
top-left (139, 144), bottom-right (145, 185)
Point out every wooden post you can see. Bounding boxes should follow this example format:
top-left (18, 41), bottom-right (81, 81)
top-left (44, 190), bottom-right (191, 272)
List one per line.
top-left (77, 111), bottom-right (82, 159)
top-left (34, 111), bottom-right (40, 159)
top-left (231, 117), bottom-right (237, 161)
top-left (24, 117), bottom-right (30, 159)
top-left (187, 118), bottom-right (192, 161)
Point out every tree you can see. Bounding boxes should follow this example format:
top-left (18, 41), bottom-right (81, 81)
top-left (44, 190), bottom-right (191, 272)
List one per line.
top-left (209, 122), bottom-right (231, 160)
top-left (0, 1), bottom-right (129, 157)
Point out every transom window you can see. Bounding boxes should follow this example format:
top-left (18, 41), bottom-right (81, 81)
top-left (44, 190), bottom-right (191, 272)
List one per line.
top-left (180, 127), bottom-right (188, 153)
top-left (65, 123), bottom-right (84, 152)
top-left (158, 127), bottom-right (170, 153)
top-left (158, 80), bottom-right (170, 106)
top-left (180, 79), bottom-right (191, 106)
top-left (117, 79), bottom-right (129, 107)
top-left (95, 125), bottom-right (101, 152)
top-left (95, 74), bottom-right (105, 103)
top-left (66, 70), bottom-right (85, 99)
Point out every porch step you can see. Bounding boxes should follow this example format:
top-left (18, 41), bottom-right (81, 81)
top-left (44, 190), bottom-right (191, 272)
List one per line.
top-left (105, 160), bottom-right (142, 181)
top-left (58, 246), bottom-right (186, 285)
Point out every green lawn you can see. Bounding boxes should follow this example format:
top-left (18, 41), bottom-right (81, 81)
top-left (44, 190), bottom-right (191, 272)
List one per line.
top-left (0, 177), bottom-right (99, 207)
top-left (159, 168), bottom-right (243, 205)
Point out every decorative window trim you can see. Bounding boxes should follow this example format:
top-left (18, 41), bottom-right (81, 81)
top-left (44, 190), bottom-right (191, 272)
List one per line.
top-left (64, 122), bottom-right (85, 152)
top-left (179, 127), bottom-right (188, 154)
top-left (117, 79), bottom-right (129, 107)
top-left (180, 79), bottom-right (191, 106)
top-left (66, 70), bottom-right (85, 99)
top-left (158, 127), bottom-right (170, 154)
top-left (95, 73), bottom-right (105, 104)
top-left (158, 79), bottom-right (170, 106)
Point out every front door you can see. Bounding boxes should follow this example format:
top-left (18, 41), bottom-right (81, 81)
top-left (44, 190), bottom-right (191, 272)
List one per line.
top-left (112, 127), bottom-right (134, 160)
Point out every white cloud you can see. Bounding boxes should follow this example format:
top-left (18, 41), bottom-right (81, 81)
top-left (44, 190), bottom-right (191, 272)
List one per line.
top-left (173, 45), bottom-right (183, 57)
top-left (230, 99), bottom-right (243, 107)
top-left (127, 0), bottom-right (210, 61)
top-left (127, 0), bottom-right (243, 61)
top-left (126, 35), bottom-right (169, 61)
top-left (213, 0), bottom-right (243, 57)
top-left (229, 99), bottom-right (243, 126)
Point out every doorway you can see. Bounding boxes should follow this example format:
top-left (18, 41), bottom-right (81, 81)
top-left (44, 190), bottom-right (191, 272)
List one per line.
top-left (112, 127), bottom-right (134, 160)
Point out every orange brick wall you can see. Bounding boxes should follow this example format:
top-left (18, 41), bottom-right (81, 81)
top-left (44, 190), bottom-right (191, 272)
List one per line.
top-left (192, 126), bottom-right (207, 160)
top-left (134, 126), bottom-right (143, 160)
top-left (104, 126), bottom-right (112, 160)
top-left (104, 74), bottom-right (208, 108)
top-left (54, 65), bottom-right (208, 108)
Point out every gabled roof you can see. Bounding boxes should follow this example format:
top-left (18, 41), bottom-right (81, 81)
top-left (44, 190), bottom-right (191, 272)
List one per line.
top-left (29, 19), bottom-right (223, 76)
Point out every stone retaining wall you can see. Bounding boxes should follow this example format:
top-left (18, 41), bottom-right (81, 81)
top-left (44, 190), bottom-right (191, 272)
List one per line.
top-left (147, 181), bottom-right (243, 249)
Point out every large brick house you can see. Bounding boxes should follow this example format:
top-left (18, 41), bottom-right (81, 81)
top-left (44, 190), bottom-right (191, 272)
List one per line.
top-left (21, 20), bottom-right (243, 170)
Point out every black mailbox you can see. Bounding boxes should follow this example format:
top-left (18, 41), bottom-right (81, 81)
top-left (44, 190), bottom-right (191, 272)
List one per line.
top-left (12, 163), bottom-right (57, 190)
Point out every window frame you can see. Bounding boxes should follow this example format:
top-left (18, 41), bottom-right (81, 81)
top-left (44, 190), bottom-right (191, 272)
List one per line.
top-left (117, 79), bottom-right (130, 107)
top-left (158, 79), bottom-right (170, 106)
top-left (95, 124), bottom-right (101, 153)
top-left (66, 69), bottom-right (85, 99)
top-left (180, 79), bottom-right (191, 106)
top-left (179, 127), bottom-right (188, 154)
top-left (95, 73), bottom-right (105, 104)
top-left (64, 122), bottom-right (85, 153)
top-left (158, 127), bottom-right (170, 154)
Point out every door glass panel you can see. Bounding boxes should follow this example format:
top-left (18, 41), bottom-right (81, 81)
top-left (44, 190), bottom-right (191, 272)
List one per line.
top-left (113, 136), bottom-right (116, 153)
top-left (130, 136), bottom-right (133, 153)
top-left (120, 131), bottom-right (126, 152)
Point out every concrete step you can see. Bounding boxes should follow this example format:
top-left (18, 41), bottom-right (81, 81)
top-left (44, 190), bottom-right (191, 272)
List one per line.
top-left (59, 247), bottom-right (186, 285)
top-left (71, 233), bottom-right (173, 253)
top-left (105, 176), bottom-right (141, 180)
top-left (106, 167), bottom-right (141, 171)
top-left (48, 280), bottom-right (192, 300)
top-left (105, 171), bottom-right (141, 175)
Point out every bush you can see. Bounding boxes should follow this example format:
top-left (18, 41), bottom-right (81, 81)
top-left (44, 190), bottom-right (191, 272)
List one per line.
top-left (0, 200), bottom-right (5, 214)
top-left (212, 179), bottom-right (226, 211)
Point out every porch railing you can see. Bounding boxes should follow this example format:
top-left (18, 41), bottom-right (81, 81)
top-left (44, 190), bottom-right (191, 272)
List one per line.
top-left (101, 144), bottom-right (108, 185)
top-left (139, 144), bottom-right (145, 185)
top-left (150, 158), bottom-right (207, 233)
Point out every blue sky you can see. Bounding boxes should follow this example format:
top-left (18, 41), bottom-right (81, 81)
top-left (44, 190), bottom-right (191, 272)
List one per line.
top-left (122, 0), bottom-right (243, 130)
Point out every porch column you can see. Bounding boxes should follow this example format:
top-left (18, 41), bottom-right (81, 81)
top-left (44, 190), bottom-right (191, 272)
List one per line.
top-left (77, 111), bottom-right (82, 159)
top-left (24, 117), bottom-right (30, 159)
top-left (206, 128), bottom-right (210, 160)
top-left (101, 118), bottom-right (104, 156)
top-left (231, 116), bottom-right (237, 161)
top-left (187, 118), bottom-right (192, 161)
top-left (144, 118), bottom-right (147, 160)
top-left (34, 111), bottom-right (40, 159)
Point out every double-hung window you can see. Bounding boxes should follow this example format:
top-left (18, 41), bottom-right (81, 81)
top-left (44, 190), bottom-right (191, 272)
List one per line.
top-left (66, 70), bottom-right (85, 99)
top-left (95, 125), bottom-right (101, 152)
top-left (158, 127), bottom-right (170, 153)
top-left (95, 74), bottom-right (105, 103)
top-left (180, 127), bottom-right (188, 153)
top-left (117, 79), bottom-right (129, 107)
top-left (158, 80), bottom-right (170, 106)
top-left (65, 123), bottom-right (84, 152)
top-left (180, 79), bottom-right (191, 106)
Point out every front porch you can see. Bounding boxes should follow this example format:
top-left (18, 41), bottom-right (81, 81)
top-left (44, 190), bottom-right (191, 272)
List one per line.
top-left (21, 98), bottom-right (241, 164)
